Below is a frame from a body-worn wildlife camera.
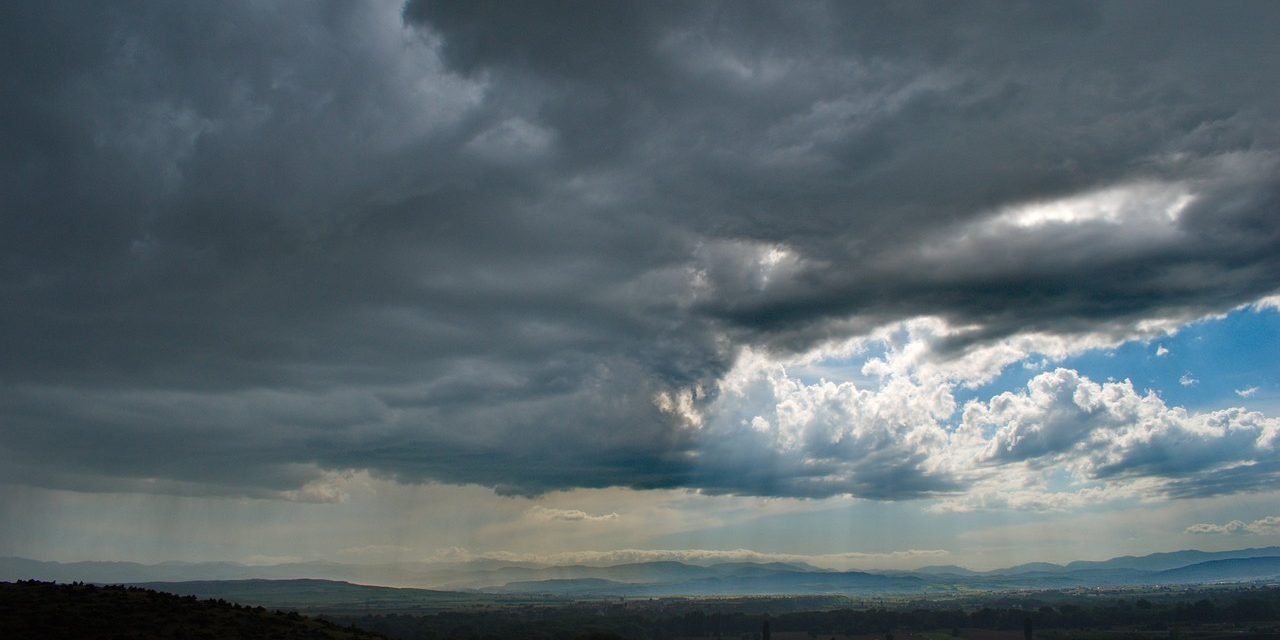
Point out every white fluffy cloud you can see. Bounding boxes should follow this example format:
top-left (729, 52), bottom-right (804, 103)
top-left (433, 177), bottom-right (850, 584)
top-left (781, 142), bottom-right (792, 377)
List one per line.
top-left (240, 554), bottom-right (304, 566)
top-left (679, 309), bottom-right (1280, 507)
top-left (528, 506), bottom-right (620, 523)
top-left (957, 367), bottom-right (1278, 501)
top-left (1186, 515), bottom-right (1280, 536)
top-left (689, 340), bottom-right (958, 499)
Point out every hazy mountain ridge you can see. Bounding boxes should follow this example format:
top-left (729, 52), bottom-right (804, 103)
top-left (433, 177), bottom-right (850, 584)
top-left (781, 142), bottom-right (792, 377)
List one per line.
top-left (1153, 556), bottom-right (1280, 583)
top-left (999, 547), bottom-right (1280, 574)
top-left (5, 546), bottom-right (1280, 596)
top-left (908, 564), bottom-right (982, 576)
top-left (482, 568), bottom-right (924, 596)
top-left (0, 556), bottom-right (829, 591)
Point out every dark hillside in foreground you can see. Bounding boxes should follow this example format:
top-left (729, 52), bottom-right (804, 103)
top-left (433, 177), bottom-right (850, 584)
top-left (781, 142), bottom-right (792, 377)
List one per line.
top-left (0, 581), bottom-right (385, 640)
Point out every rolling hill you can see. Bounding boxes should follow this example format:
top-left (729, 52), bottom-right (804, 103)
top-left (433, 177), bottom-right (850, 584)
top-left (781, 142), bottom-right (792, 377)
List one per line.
top-left (0, 580), bottom-right (385, 640)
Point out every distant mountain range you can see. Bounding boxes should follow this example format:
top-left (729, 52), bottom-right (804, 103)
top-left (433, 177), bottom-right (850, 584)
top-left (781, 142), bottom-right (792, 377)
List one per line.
top-left (1000, 547), bottom-right (1280, 574)
top-left (4, 546), bottom-right (1280, 597)
top-left (484, 568), bottom-right (924, 596)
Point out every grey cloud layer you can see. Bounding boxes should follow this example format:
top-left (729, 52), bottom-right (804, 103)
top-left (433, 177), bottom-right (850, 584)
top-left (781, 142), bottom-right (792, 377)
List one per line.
top-left (2, 1), bottom-right (1278, 501)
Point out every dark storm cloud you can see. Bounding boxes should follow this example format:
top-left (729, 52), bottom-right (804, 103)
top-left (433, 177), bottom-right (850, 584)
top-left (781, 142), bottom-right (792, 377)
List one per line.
top-left (2, 1), bottom-right (1278, 501)
top-left (410, 0), bottom-right (1280, 350)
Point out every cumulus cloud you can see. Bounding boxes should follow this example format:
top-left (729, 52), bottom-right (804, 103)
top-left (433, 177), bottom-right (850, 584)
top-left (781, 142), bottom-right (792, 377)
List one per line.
top-left (1180, 373), bottom-right (1199, 387)
top-left (2, 0), bottom-right (1280, 505)
top-left (1156, 345), bottom-right (1170, 357)
top-left (240, 555), bottom-right (304, 566)
top-left (336, 545), bottom-right (416, 560)
top-left (528, 506), bottom-right (620, 523)
top-left (1237, 386), bottom-right (1261, 398)
top-left (957, 368), bottom-right (1280, 501)
top-left (1185, 516), bottom-right (1280, 536)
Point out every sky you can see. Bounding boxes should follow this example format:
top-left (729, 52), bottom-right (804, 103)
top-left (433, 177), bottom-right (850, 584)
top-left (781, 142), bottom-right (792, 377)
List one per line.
top-left (2, 0), bottom-right (1279, 573)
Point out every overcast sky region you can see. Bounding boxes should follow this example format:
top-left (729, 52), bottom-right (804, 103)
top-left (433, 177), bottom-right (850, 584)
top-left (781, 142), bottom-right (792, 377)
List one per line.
top-left (3, 1), bottom-right (1280, 572)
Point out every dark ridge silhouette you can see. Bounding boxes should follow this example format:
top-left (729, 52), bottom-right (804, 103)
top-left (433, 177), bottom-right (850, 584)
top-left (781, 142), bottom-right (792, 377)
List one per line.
top-left (0, 580), bottom-right (386, 640)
